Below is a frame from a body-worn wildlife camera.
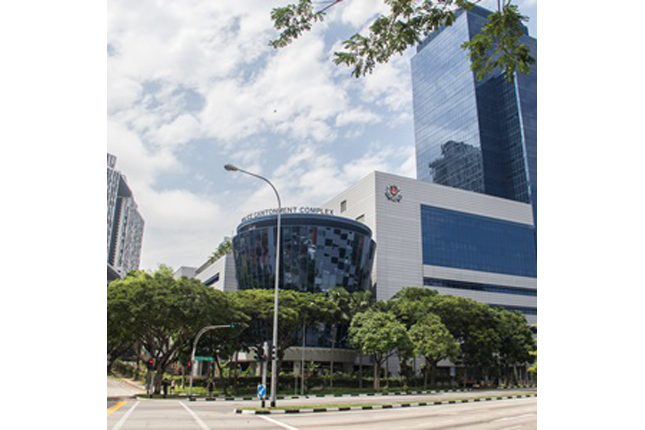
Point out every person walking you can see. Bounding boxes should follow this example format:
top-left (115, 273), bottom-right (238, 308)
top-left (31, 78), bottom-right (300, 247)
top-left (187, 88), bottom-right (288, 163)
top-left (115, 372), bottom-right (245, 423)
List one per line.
top-left (161, 377), bottom-right (170, 398)
top-left (207, 379), bottom-right (215, 398)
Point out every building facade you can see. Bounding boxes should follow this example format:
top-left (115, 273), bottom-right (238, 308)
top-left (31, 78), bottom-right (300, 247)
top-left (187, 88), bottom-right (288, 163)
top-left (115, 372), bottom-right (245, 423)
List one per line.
top-left (107, 154), bottom-right (145, 281)
top-left (233, 214), bottom-right (376, 294)
top-left (412, 5), bottom-right (537, 226)
top-left (323, 171), bottom-right (537, 325)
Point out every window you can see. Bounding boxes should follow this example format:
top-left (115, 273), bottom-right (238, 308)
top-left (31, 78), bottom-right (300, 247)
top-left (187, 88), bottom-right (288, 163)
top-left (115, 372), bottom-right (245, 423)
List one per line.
top-left (204, 272), bottom-right (220, 286)
top-left (421, 205), bottom-right (536, 277)
top-left (340, 200), bottom-right (347, 213)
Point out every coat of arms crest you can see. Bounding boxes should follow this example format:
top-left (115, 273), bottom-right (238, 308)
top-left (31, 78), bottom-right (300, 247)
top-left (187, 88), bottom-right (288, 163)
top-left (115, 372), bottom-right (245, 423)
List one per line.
top-left (385, 185), bottom-right (402, 202)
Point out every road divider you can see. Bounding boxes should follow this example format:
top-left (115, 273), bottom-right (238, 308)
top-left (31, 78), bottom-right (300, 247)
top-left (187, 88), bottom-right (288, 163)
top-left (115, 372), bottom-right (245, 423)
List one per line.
top-left (182, 388), bottom-right (473, 402)
top-left (234, 393), bottom-right (537, 415)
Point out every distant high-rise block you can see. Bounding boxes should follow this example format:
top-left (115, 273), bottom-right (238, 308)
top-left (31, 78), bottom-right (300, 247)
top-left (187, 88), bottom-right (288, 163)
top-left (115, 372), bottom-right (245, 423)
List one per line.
top-left (107, 154), bottom-right (144, 281)
top-left (412, 5), bottom-right (537, 225)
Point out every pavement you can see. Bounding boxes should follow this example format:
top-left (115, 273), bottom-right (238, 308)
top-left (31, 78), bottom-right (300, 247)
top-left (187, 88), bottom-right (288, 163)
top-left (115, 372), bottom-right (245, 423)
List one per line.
top-left (107, 388), bottom-right (537, 430)
top-left (107, 376), bottom-right (146, 400)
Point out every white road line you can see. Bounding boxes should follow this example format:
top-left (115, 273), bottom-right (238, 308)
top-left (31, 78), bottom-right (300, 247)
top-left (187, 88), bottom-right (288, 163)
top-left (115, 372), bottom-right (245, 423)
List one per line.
top-left (492, 413), bottom-right (536, 422)
top-left (258, 414), bottom-right (302, 430)
top-left (110, 400), bottom-right (140, 430)
top-left (179, 401), bottom-right (211, 430)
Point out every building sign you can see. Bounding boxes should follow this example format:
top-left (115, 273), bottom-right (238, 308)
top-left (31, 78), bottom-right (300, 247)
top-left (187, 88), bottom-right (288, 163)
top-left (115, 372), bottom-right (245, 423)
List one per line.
top-left (241, 206), bottom-right (334, 223)
top-left (385, 184), bottom-right (403, 202)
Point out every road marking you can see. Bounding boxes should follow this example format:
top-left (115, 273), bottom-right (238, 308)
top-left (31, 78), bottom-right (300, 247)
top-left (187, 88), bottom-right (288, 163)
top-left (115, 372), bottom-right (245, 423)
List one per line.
top-left (110, 400), bottom-right (139, 430)
top-left (107, 401), bottom-right (126, 416)
top-left (492, 413), bottom-right (536, 422)
top-left (179, 401), bottom-right (211, 430)
top-left (258, 415), bottom-right (301, 430)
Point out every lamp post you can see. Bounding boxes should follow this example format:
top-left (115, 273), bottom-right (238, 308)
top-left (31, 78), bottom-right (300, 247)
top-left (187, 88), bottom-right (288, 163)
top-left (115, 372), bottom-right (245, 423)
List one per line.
top-left (224, 164), bottom-right (281, 407)
top-left (189, 323), bottom-right (237, 400)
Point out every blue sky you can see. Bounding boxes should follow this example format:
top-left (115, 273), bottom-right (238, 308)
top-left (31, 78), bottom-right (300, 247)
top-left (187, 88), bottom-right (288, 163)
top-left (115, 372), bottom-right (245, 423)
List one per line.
top-left (107, 0), bottom-right (538, 271)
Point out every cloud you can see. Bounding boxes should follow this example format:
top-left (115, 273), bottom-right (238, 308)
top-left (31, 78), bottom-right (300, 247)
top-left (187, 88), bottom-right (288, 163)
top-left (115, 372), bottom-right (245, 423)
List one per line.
top-left (106, 0), bottom-right (461, 271)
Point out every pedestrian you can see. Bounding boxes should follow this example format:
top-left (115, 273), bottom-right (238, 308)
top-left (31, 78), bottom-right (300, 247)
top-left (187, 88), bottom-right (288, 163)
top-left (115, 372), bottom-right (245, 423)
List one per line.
top-left (207, 379), bottom-right (215, 398)
top-left (162, 377), bottom-right (170, 398)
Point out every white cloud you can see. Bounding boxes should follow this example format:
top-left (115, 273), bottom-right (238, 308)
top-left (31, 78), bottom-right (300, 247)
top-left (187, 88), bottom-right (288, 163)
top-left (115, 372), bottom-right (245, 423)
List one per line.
top-left (335, 0), bottom-right (389, 28)
top-left (335, 108), bottom-right (381, 127)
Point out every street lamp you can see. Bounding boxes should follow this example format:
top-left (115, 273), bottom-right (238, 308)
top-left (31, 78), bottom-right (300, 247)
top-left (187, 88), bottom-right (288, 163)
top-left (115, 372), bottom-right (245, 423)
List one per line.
top-left (189, 323), bottom-right (237, 400)
top-left (225, 163), bottom-right (282, 407)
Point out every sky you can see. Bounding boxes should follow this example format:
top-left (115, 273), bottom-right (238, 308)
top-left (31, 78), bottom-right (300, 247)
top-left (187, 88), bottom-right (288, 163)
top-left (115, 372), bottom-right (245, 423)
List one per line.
top-left (107, 0), bottom-right (538, 272)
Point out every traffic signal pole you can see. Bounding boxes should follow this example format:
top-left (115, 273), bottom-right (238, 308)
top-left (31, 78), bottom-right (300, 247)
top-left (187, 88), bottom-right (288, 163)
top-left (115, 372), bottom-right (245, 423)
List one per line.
top-left (189, 323), bottom-right (238, 400)
top-left (262, 341), bottom-right (268, 408)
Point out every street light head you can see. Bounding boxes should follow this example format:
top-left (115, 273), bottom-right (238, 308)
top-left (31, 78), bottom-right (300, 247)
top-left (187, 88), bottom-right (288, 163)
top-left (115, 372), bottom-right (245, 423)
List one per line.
top-left (224, 164), bottom-right (239, 172)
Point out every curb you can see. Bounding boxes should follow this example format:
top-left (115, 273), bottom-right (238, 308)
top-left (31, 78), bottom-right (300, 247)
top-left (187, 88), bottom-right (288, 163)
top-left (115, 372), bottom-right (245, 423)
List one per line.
top-left (186, 388), bottom-right (472, 402)
top-left (108, 395), bottom-right (139, 401)
top-left (234, 393), bottom-right (537, 414)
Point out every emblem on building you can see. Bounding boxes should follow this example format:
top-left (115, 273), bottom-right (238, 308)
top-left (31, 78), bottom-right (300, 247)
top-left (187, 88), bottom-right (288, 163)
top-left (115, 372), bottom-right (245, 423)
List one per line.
top-left (385, 184), bottom-right (402, 202)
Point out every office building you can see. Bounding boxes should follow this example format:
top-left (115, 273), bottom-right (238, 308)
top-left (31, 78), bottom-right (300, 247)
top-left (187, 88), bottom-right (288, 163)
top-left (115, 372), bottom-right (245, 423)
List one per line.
top-left (322, 171), bottom-right (537, 325)
top-left (107, 154), bottom-right (145, 281)
top-left (411, 5), bottom-right (537, 225)
top-left (233, 213), bottom-right (376, 294)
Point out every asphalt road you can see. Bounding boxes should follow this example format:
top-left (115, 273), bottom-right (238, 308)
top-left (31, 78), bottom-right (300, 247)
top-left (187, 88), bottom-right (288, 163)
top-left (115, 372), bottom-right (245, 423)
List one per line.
top-left (107, 390), bottom-right (537, 430)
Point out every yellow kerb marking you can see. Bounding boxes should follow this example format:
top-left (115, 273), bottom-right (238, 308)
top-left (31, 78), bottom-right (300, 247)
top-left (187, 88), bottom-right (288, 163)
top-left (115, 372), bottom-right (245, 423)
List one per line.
top-left (107, 401), bottom-right (126, 416)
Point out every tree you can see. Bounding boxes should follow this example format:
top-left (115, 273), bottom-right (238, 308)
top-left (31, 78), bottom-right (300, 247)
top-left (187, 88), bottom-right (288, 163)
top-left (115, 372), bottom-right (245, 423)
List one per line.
top-left (107, 294), bottom-right (136, 373)
top-left (107, 266), bottom-right (242, 394)
top-left (327, 287), bottom-right (351, 387)
top-left (233, 289), bottom-right (338, 376)
top-left (270, 0), bottom-right (534, 81)
top-left (428, 294), bottom-right (501, 383)
top-left (390, 287), bottom-right (438, 328)
top-left (347, 290), bottom-right (375, 388)
top-left (208, 237), bottom-right (233, 264)
top-left (349, 311), bottom-right (411, 390)
top-left (492, 308), bottom-right (535, 385)
top-left (409, 314), bottom-right (460, 388)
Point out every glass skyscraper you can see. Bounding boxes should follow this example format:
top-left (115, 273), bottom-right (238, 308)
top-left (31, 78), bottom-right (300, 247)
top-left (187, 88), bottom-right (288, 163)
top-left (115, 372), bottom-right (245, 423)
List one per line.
top-left (412, 5), bottom-right (537, 226)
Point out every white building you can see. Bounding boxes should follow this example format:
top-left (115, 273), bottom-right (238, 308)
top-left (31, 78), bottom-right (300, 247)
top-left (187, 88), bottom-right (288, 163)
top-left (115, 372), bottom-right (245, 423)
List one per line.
top-left (323, 171), bottom-right (537, 325)
top-left (174, 252), bottom-right (238, 293)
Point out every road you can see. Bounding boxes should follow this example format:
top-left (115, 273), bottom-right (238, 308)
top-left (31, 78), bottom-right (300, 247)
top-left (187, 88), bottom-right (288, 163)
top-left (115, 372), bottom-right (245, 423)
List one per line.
top-left (107, 389), bottom-right (537, 430)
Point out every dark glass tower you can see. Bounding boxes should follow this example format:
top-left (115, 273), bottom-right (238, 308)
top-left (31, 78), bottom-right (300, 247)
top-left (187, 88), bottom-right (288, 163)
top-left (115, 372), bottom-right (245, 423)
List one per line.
top-left (412, 6), bottom-right (537, 226)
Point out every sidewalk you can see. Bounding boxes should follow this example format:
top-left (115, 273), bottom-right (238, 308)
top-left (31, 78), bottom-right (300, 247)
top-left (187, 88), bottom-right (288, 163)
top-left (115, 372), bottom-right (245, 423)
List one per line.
top-left (107, 376), bottom-right (146, 400)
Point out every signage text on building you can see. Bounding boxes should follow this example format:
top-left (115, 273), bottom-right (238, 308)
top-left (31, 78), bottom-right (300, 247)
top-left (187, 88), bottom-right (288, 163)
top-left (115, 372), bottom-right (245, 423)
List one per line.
top-left (242, 206), bottom-right (334, 223)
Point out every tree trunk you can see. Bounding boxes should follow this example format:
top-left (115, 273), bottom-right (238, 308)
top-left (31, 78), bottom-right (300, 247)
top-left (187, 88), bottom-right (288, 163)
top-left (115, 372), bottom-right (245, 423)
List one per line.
top-left (373, 357), bottom-right (380, 391)
top-left (233, 351), bottom-right (239, 395)
top-left (153, 367), bottom-right (164, 394)
top-left (430, 360), bottom-right (437, 387)
top-left (423, 359), bottom-right (428, 390)
top-left (214, 355), bottom-right (228, 395)
top-left (330, 325), bottom-right (336, 388)
top-left (385, 357), bottom-right (389, 390)
top-left (359, 351), bottom-right (363, 389)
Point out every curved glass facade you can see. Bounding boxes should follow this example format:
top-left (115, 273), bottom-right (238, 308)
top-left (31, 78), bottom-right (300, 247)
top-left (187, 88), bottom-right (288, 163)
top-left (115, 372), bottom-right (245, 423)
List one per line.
top-left (233, 214), bottom-right (376, 294)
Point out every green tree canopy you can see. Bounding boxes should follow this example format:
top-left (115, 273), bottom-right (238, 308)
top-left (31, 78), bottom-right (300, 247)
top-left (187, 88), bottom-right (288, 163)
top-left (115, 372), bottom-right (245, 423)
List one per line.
top-left (232, 289), bottom-right (338, 363)
top-left (427, 294), bottom-right (501, 371)
top-left (349, 311), bottom-right (411, 390)
top-left (389, 286), bottom-right (438, 328)
top-left (270, 0), bottom-right (534, 81)
top-left (409, 314), bottom-right (460, 388)
top-left (107, 266), bottom-right (244, 393)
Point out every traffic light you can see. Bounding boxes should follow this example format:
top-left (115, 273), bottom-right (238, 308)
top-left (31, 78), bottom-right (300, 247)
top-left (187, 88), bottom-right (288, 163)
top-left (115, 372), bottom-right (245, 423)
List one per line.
top-left (187, 360), bottom-right (192, 370)
top-left (147, 358), bottom-right (155, 369)
top-left (255, 345), bottom-right (266, 362)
